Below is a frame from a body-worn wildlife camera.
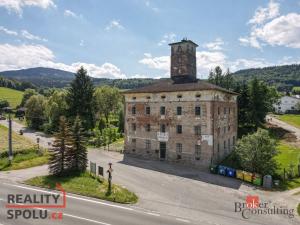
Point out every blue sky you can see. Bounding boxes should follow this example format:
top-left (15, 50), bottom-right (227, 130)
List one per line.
top-left (0, 0), bottom-right (300, 79)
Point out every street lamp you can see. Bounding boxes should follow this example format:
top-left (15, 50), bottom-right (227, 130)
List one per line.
top-left (4, 107), bottom-right (13, 163)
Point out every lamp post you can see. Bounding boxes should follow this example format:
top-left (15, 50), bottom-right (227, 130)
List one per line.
top-left (4, 107), bottom-right (13, 163)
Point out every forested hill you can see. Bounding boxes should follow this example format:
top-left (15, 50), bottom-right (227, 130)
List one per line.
top-left (0, 67), bottom-right (156, 89)
top-left (0, 76), bottom-right (36, 91)
top-left (232, 64), bottom-right (300, 91)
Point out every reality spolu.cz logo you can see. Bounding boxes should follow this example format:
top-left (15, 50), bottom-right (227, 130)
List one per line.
top-left (234, 195), bottom-right (295, 219)
top-left (6, 183), bottom-right (66, 220)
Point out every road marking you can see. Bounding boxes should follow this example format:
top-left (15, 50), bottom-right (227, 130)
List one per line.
top-left (146, 212), bottom-right (160, 217)
top-left (176, 218), bottom-right (191, 223)
top-left (63, 213), bottom-right (112, 225)
top-left (3, 183), bottom-right (133, 211)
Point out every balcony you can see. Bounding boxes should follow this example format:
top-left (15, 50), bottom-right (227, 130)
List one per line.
top-left (157, 132), bottom-right (169, 142)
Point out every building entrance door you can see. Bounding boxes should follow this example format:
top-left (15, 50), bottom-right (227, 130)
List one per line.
top-left (159, 142), bottom-right (166, 160)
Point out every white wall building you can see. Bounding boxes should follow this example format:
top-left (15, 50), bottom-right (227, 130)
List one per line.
top-left (273, 96), bottom-right (300, 113)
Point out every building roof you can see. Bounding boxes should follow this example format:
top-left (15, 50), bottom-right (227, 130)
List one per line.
top-left (169, 39), bottom-right (198, 47)
top-left (123, 79), bottom-right (238, 95)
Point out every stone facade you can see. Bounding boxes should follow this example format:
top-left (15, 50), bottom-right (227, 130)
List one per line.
top-left (123, 39), bottom-right (238, 168)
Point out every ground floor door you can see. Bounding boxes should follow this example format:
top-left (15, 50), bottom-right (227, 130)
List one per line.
top-left (159, 142), bottom-right (166, 160)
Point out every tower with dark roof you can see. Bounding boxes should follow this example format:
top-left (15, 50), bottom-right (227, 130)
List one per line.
top-left (169, 39), bottom-right (198, 83)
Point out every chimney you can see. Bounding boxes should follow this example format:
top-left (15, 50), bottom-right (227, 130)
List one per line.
top-left (169, 39), bottom-right (198, 83)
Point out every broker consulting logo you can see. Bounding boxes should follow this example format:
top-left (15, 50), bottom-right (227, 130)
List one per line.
top-left (6, 183), bottom-right (66, 220)
top-left (234, 195), bottom-right (295, 219)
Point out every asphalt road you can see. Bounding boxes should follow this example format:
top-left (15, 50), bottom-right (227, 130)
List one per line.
top-left (0, 182), bottom-right (193, 225)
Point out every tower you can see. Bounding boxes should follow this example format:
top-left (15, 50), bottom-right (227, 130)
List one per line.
top-left (169, 39), bottom-right (198, 83)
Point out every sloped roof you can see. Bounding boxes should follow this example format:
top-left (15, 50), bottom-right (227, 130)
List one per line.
top-left (123, 79), bottom-right (238, 95)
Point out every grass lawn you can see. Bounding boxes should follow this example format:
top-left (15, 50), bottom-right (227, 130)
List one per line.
top-left (0, 87), bottom-right (23, 108)
top-left (25, 172), bottom-right (138, 204)
top-left (275, 142), bottom-right (300, 176)
top-left (277, 114), bottom-right (300, 128)
top-left (0, 148), bottom-right (49, 171)
top-left (0, 124), bottom-right (35, 152)
top-left (298, 204), bottom-right (300, 216)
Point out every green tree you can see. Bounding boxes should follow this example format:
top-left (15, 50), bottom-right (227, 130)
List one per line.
top-left (49, 116), bottom-right (73, 175)
top-left (44, 90), bottom-right (68, 132)
top-left (67, 67), bottom-right (95, 130)
top-left (25, 95), bottom-right (46, 129)
top-left (94, 86), bottom-right (121, 124)
top-left (234, 129), bottom-right (278, 175)
top-left (21, 89), bottom-right (38, 106)
top-left (68, 116), bottom-right (87, 172)
top-left (118, 109), bottom-right (124, 133)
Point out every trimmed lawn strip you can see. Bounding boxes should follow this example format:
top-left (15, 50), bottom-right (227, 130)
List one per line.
top-left (298, 204), bottom-right (300, 216)
top-left (25, 172), bottom-right (138, 204)
top-left (277, 114), bottom-right (300, 128)
top-left (0, 148), bottom-right (48, 171)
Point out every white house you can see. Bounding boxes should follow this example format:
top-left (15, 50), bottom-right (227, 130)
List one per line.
top-left (273, 96), bottom-right (300, 113)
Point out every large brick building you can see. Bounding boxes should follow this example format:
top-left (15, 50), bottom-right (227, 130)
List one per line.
top-left (123, 39), bottom-right (238, 168)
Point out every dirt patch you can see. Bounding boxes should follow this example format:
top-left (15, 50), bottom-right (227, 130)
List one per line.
top-left (266, 123), bottom-right (297, 142)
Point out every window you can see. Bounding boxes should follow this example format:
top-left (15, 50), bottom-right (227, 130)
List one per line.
top-left (132, 106), bottom-right (136, 115)
top-left (224, 140), bottom-right (226, 150)
top-left (176, 125), bottom-right (182, 134)
top-left (132, 97), bottom-right (136, 100)
top-left (194, 126), bottom-right (201, 135)
top-left (228, 125), bottom-right (230, 131)
top-left (161, 95), bottom-right (166, 99)
top-left (177, 106), bottom-right (182, 115)
top-left (195, 145), bottom-right (201, 160)
top-left (228, 138), bottom-right (231, 149)
top-left (229, 107), bottom-right (231, 114)
top-left (195, 106), bottom-right (201, 116)
top-left (160, 106), bottom-right (166, 115)
top-left (132, 138), bottom-right (136, 147)
top-left (177, 94), bottom-right (182, 99)
top-left (160, 124), bottom-right (166, 133)
top-left (224, 127), bottom-right (226, 134)
top-left (132, 123), bottom-right (136, 131)
top-left (145, 140), bottom-right (151, 150)
top-left (195, 94), bottom-right (201, 98)
top-left (176, 143), bottom-right (182, 159)
top-left (146, 124), bottom-right (151, 132)
top-left (218, 107), bottom-right (220, 115)
top-left (217, 127), bottom-right (220, 134)
top-left (176, 143), bottom-right (182, 153)
top-left (145, 106), bottom-right (150, 115)
top-left (146, 96), bottom-right (151, 99)
top-left (224, 107), bottom-right (227, 114)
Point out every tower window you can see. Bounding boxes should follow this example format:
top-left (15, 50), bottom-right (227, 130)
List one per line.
top-left (177, 94), bottom-right (182, 98)
top-left (146, 124), bottom-right (151, 132)
top-left (177, 106), bottom-right (182, 115)
top-left (160, 106), bottom-right (166, 115)
top-left (132, 123), bottom-right (136, 131)
top-left (195, 94), bottom-right (201, 98)
top-left (146, 96), bottom-right (151, 99)
top-left (145, 106), bottom-right (150, 115)
top-left (195, 145), bottom-right (201, 160)
top-left (132, 97), bottom-right (136, 100)
top-left (195, 106), bottom-right (201, 116)
top-left (161, 95), bottom-right (166, 99)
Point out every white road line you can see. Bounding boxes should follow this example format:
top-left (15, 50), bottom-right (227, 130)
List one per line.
top-left (146, 212), bottom-right (160, 217)
top-left (3, 183), bottom-right (133, 211)
top-left (63, 213), bottom-right (112, 225)
top-left (176, 218), bottom-right (191, 223)
top-left (0, 199), bottom-right (112, 225)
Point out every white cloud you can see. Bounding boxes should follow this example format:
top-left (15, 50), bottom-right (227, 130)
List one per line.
top-left (145, 1), bottom-right (159, 12)
top-left (139, 50), bottom-right (227, 77)
top-left (64, 9), bottom-right (81, 19)
top-left (0, 43), bottom-right (126, 79)
top-left (202, 38), bottom-right (224, 51)
top-left (241, 1), bottom-right (300, 49)
top-left (229, 58), bottom-right (271, 72)
top-left (79, 40), bottom-right (84, 47)
top-left (130, 74), bottom-right (148, 79)
top-left (0, 0), bottom-right (56, 15)
top-left (21, 30), bottom-right (47, 42)
top-left (158, 33), bottom-right (176, 46)
top-left (249, 0), bottom-right (280, 25)
top-left (0, 26), bottom-right (18, 36)
top-left (105, 20), bottom-right (124, 31)
top-left (253, 13), bottom-right (300, 48)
